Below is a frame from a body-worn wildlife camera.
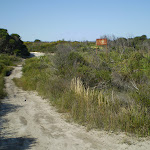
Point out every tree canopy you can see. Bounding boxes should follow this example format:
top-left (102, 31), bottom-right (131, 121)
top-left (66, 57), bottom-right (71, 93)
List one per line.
top-left (0, 28), bottom-right (29, 57)
top-left (34, 39), bottom-right (41, 43)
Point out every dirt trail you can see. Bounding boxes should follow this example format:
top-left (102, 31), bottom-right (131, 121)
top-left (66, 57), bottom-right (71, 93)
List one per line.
top-left (0, 53), bottom-right (150, 150)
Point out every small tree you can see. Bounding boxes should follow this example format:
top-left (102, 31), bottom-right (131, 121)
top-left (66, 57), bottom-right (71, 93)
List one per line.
top-left (34, 39), bottom-right (41, 43)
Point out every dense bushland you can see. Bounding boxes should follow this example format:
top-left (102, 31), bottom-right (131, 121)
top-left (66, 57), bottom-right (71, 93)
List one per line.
top-left (15, 36), bottom-right (150, 136)
top-left (0, 28), bottom-right (29, 57)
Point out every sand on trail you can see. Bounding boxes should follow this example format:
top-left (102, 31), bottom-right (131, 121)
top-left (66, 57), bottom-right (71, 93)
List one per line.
top-left (0, 52), bottom-right (150, 150)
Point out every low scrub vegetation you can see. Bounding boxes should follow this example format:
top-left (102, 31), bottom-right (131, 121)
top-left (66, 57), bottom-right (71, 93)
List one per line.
top-left (0, 54), bottom-right (19, 99)
top-left (15, 36), bottom-right (150, 136)
top-left (24, 40), bottom-right (69, 53)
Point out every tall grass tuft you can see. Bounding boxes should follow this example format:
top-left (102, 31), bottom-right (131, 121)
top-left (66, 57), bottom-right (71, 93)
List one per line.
top-left (70, 77), bottom-right (150, 136)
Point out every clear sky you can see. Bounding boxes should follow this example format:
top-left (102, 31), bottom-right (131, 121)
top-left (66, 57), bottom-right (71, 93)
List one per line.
top-left (1, 0), bottom-right (150, 41)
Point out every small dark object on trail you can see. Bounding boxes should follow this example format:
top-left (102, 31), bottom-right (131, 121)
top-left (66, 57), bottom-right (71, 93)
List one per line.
top-left (25, 99), bottom-right (26, 101)
top-left (6, 70), bottom-right (12, 76)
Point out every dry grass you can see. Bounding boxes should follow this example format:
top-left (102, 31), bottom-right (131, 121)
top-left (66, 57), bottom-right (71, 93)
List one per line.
top-left (70, 77), bottom-right (150, 136)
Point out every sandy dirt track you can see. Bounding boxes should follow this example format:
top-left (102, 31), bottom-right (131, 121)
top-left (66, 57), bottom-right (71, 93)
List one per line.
top-left (0, 53), bottom-right (150, 150)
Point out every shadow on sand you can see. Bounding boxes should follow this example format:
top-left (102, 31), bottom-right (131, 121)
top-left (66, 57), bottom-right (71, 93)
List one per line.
top-left (28, 53), bottom-right (36, 58)
top-left (0, 101), bottom-right (22, 117)
top-left (0, 137), bottom-right (37, 150)
top-left (0, 101), bottom-right (37, 150)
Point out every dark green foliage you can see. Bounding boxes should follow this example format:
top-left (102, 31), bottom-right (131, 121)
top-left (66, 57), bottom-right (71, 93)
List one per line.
top-left (0, 29), bottom-right (8, 37)
top-left (134, 35), bottom-right (147, 45)
top-left (11, 34), bottom-right (21, 40)
top-left (34, 39), bottom-right (41, 42)
top-left (0, 29), bottom-right (9, 53)
top-left (0, 28), bottom-right (30, 57)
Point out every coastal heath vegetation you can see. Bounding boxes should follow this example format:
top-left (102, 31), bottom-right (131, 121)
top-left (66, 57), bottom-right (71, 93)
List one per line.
top-left (15, 35), bottom-right (150, 136)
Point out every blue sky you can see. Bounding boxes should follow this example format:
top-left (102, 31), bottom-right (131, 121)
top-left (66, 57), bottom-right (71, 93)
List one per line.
top-left (1, 0), bottom-right (150, 41)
